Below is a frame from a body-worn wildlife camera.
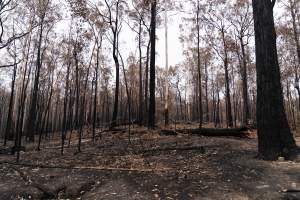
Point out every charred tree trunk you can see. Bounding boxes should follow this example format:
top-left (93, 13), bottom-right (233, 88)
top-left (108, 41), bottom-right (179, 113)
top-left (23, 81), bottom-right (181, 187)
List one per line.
top-left (144, 39), bottom-right (150, 125)
top-left (240, 37), bottom-right (251, 126)
top-left (61, 55), bottom-right (71, 154)
top-left (164, 5), bottom-right (169, 127)
top-left (221, 27), bottom-right (233, 128)
top-left (110, 1), bottom-right (120, 128)
top-left (138, 19), bottom-right (143, 125)
top-left (216, 85), bottom-right (221, 127)
top-left (148, 0), bottom-right (157, 129)
top-left (37, 82), bottom-right (53, 151)
top-left (93, 46), bottom-right (100, 142)
top-left (14, 53), bottom-right (33, 161)
top-left (252, 0), bottom-right (297, 160)
top-left (4, 62), bottom-right (17, 145)
top-left (289, 0), bottom-right (300, 67)
top-left (204, 60), bottom-right (209, 123)
top-left (196, 0), bottom-right (203, 128)
top-left (26, 18), bottom-right (45, 142)
top-left (74, 44), bottom-right (80, 130)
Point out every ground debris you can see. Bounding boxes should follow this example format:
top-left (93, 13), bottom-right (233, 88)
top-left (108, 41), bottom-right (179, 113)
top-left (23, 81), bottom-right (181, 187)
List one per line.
top-left (0, 127), bottom-right (299, 200)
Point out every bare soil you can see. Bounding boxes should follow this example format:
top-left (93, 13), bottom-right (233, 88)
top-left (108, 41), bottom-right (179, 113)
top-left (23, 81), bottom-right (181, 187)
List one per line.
top-left (1, 125), bottom-right (300, 200)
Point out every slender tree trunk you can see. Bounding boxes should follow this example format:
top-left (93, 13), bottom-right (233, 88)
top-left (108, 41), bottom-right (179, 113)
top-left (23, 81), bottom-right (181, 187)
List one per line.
top-left (61, 58), bottom-right (71, 154)
top-left (67, 86), bottom-right (75, 147)
top-left (178, 89), bottom-right (183, 120)
top-left (240, 37), bottom-right (251, 126)
top-left (289, 0), bottom-right (300, 67)
top-left (74, 47), bottom-right (80, 130)
top-left (204, 60), bottom-right (209, 122)
top-left (78, 43), bottom-right (94, 152)
top-left (212, 81), bottom-right (216, 127)
top-left (14, 55), bottom-right (32, 159)
top-left (196, 0), bottom-right (203, 128)
top-left (286, 81), bottom-right (296, 129)
top-left (221, 28), bottom-right (233, 127)
top-left (4, 62), bottom-right (17, 145)
top-left (37, 83), bottom-right (53, 151)
top-left (144, 39), bottom-right (150, 124)
top-left (93, 46), bottom-right (100, 142)
top-left (296, 86), bottom-right (300, 110)
top-left (216, 89), bottom-right (221, 127)
top-left (119, 51), bottom-right (132, 142)
top-left (111, 2), bottom-right (120, 128)
top-left (148, 0), bottom-right (157, 129)
top-left (78, 67), bottom-right (90, 152)
top-left (26, 19), bottom-right (45, 142)
top-left (290, 0), bottom-right (300, 113)
top-left (138, 19), bottom-right (143, 125)
top-left (164, 2), bottom-right (169, 127)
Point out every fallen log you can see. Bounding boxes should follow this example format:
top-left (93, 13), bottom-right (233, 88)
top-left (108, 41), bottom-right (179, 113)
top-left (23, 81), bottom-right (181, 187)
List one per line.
top-left (117, 119), bottom-right (139, 126)
top-left (0, 161), bottom-right (171, 172)
top-left (96, 128), bottom-right (127, 135)
top-left (0, 146), bottom-right (26, 155)
top-left (282, 189), bottom-right (300, 193)
top-left (160, 130), bottom-right (178, 136)
top-left (135, 146), bottom-right (205, 154)
top-left (162, 127), bottom-right (252, 138)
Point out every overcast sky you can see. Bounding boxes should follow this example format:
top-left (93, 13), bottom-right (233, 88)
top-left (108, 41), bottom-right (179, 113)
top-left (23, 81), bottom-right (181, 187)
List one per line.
top-left (0, 0), bottom-right (285, 86)
top-left (116, 1), bottom-right (284, 69)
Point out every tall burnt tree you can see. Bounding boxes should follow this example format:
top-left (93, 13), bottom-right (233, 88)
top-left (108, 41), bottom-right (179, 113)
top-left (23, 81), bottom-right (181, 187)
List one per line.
top-left (230, 0), bottom-right (253, 126)
top-left (252, 0), bottom-right (297, 160)
top-left (61, 35), bottom-right (72, 154)
top-left (4, 40), bottom-right (18, 145)
top-left (148, 0), bottom-right (157, 129)
top-left (281, 0), bottom-right (300, 110)
top-left (127, 0), bottom-right (149, 125)
top-left (203, 1), bottom-right (234, 127)
top-left (195, 0), bottom-right (203, 128)
top-left (102, 0), bottom-right (124, 128)
top-left (26, 0), bottom-right (50, 142)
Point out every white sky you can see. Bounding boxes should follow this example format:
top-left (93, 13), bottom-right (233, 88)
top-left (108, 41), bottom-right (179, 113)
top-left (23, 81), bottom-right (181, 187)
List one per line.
top-left (117, 2), bottom-right (284, 69)
top-left (117, 11), bottom-right (183, 68)
top-left (156, 13), bottom-right (183, 68)
top-left (54, 1), bottom-right (184, 68)
top-left (0, 0), bottom-right (286, 87)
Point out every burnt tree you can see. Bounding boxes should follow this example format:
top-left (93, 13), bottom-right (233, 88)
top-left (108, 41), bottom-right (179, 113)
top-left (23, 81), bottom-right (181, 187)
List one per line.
top-left (252, 0), bottom-right (297, 160)
top-left (148, 0), bottom-right (157, 129)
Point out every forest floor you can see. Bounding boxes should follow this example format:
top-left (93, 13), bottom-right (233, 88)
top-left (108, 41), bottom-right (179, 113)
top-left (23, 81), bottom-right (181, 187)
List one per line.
top-left (1, 123), bottom-right (300, 200)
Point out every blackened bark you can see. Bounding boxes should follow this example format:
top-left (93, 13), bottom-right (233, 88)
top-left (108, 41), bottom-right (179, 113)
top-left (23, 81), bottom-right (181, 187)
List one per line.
top-left (148, 0), bottom-right (156, 129)
top-left (221, 28), bottom-right (233, 128)
top-left (216, 88), bottom-right (221, 127)
top-left (138, 19), bottom-right (143, 125)
top-left (240, 37), bottom-right (251, 126)
top-left (119, 51), bottom-right (132, 141)
top-left (93, 46), bottom-right (100, 141)
top-left (26, 19), bottom-right (44, 142)
top-left (4, 62), bottom-right (17, 145)
top-left (74, 44), bottom-right (80, 129)
top-left (15, 52), bottom-right (32, 161)
top-left (252, 0), bottom-right (297, 160)
top-left (111, 44), bottom-right (120, 128)
top-left (289, 0), bottom-right (300, 66)
top-left (290, 1), bottom-right (300, 108)
top-left (296, 85), bottom-right (300, 110)
top-left (61, 55), bottom-right (71, 154)
top-left (144, 39), bottom-right (150, 124)
top-left (196, 0), bottom-right (203, 128)
top-left (204, 60), bottom-right (209, 122)
top-left (111, 1), bottom-right (120, 128)
top-left (37, 82), bottom-right (53, 151)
